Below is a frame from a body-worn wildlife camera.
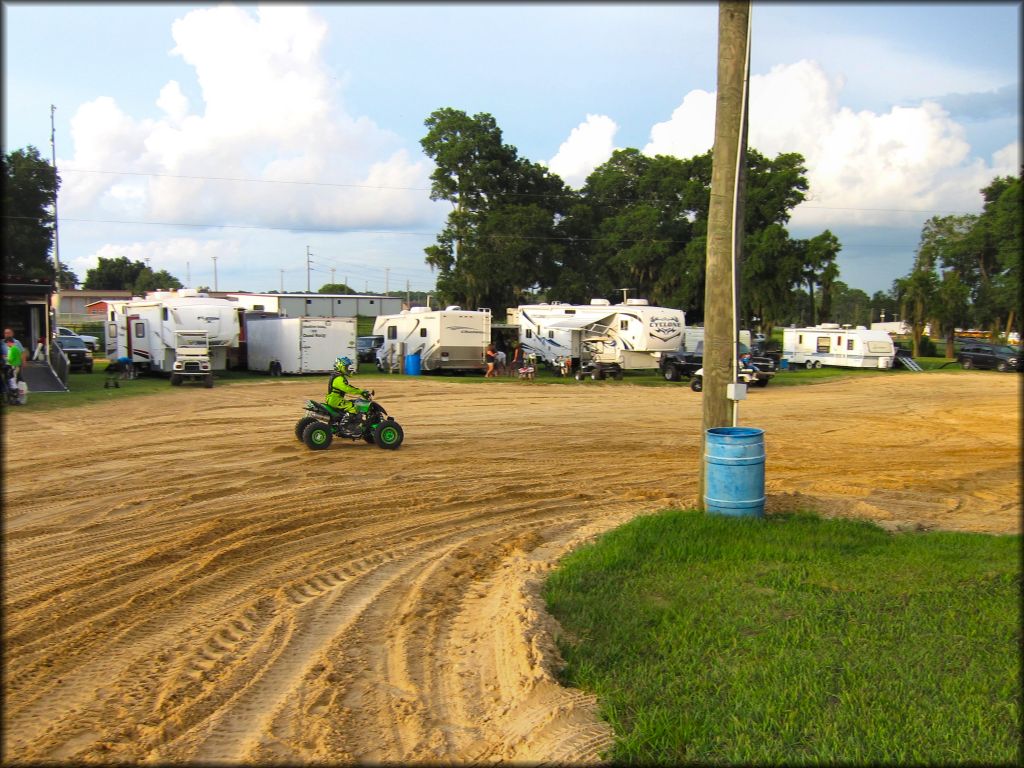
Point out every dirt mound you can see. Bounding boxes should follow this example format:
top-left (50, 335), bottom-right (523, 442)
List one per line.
top-left (3, 373), bottom-right (1018, 762)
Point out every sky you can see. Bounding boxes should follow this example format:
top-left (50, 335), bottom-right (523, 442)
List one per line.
top-left (2, 1), bottom-right (1020, 300)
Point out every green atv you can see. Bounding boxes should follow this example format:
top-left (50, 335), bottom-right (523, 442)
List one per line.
top-left (294, 390), bottom-right (404, 451)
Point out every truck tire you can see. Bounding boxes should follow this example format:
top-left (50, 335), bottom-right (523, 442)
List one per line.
top-left (205, 374), bottom-right (214, 388)
top-left (664, 366), bottom-right (680, 382)
top-left (170, 374), bottom-right (183, 386)
top-left (961, 357), bottom-right (973, 370)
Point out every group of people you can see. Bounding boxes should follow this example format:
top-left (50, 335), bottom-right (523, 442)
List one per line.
top-left (484, 342), bottom-right (529, 378)
top-left (4, 327), bottom-right (25, 402)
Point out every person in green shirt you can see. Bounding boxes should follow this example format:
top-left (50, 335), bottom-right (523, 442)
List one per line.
top-left (5, 337), bottom-right (23, 397)
top-left (325, 356), bottom-right (369, 423)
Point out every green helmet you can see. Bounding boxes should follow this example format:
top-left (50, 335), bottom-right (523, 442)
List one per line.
top-left (335, 356), bottom-right (354, 373)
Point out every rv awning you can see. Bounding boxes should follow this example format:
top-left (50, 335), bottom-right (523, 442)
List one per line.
top-left (545, 314), bottom-right (612, 331)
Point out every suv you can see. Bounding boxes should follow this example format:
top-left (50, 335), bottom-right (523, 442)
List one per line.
top-left (958, 342), bottom-right (1022, 372)
top-left (660, 341), bottom-right (776, 382)
top-left (356, 335), bottom-right (384, 364)
top-left (54, 335), bottom-right (94, 372)
top-left (58, 326), bottom-right (99, 352)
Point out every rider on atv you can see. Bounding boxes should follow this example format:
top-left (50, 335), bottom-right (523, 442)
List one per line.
top-left (326, 356), bottom-right (370, 424)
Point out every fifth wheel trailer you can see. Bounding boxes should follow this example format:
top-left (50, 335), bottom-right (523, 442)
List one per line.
top-left (374, 306), bottom-right (491, 373)
top-left (244, 315), bottom-right (357, 374)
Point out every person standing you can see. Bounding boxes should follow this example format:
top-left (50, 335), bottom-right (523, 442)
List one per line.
top-left (5, 337), bottom-right (23, 394)
top-left (3, 328), bottom-right (24, 355)
top-left (484, 344), bottom-right (497, 378)
top-left (509, 342), bottom-right (524, 376)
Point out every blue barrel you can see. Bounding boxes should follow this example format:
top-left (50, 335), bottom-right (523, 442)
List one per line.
top-left (779, 358), bottom-right (789, 370)
top-left (404, 352), bottom-right (421, 376)
top-left (704, 427), bottom-right (765, 517)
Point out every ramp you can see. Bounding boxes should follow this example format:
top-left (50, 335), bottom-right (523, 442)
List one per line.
top-left (896, 355), bottom-right (923, 372)
top-left (20, 361), bottom-right (68, 392)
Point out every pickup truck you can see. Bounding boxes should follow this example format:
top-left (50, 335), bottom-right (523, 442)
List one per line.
top-left (57, 326), bottom-right (99, 352)
top-left (660, 341), bottom-right (777, 382)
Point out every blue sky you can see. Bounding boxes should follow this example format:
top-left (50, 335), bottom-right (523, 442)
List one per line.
top-left (3, 2), bottom-right (1019, 300)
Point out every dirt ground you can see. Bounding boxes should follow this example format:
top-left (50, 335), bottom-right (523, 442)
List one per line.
top-left (2, 372), bottom-right (1019, 764)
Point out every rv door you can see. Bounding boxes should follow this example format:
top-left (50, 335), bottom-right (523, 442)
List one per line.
top-left (129, 318), bottom-right (152, 365)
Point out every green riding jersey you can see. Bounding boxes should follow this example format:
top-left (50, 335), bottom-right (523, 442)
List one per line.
top-left (325, 371), bottom-right (364, 415)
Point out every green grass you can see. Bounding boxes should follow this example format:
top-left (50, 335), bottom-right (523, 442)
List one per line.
top-left (544, 510), bottom-right (1021, 765)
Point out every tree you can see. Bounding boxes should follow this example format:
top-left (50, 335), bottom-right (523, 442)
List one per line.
top-left (2, 146), bottom-right (60, 282)
top-left (318, 282), bottom-right (356, 294)
top-left (83, 256), bottom-right (182, 294)
top-left (801, 230), bottom-right (841, 324)
top-left (420, 108), bottom-right (569, 312)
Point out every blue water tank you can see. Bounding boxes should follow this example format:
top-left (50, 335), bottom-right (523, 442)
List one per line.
top-left (704, 427), bottom-right (765, 517)
top-left (404, 352), bottom-right (421, 376)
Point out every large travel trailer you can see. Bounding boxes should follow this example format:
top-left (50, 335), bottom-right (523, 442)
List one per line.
top-left (104, 289), bottom-right (240, 373)
top-left (507, 299), bottom-right (685, 376)
top-left (374, 306), bottom-right (491, 373)
top-left (782, 324), bottom-right (896, 369)
top-left (244, 314), bottom-right (357, 375)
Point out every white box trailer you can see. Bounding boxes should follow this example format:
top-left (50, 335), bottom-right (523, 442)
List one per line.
top-left (374, 306), bottom-right (491, 373)
top-left (508, 299), bottom-right (685, 372)
top-left (104, 289), bottom-right (239, 373)
top-left (244, 315), bottom-right (357, 374)
top-left (782, 324), bottom-right (895, 369)
top-left (676, 327), bottom-right (752, 353)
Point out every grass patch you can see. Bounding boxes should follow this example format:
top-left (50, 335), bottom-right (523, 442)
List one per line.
top-left (544, 510), bottom-right (1021, 765)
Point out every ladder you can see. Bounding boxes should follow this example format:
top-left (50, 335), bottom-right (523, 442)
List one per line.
top-left (896, 355), bottom-right (923, 371)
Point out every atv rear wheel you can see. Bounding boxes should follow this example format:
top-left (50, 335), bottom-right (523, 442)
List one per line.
top-left (691, 376), bottom-right (703, 392)
top-left (303, 421), bottom-right (334, 450)
top-left (295, 416), bottom-right (319, 441)
top-left (374, 419), bottom-right (404, 450)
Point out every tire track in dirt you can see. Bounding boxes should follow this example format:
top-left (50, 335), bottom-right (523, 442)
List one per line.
top-left (2, 373), bottom-right (1018, 763)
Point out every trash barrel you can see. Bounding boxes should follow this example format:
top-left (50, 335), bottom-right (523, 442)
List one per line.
top-left (779, 358), bottom-right (789, 370)
top-left (404, 352), bottom-right (421, 376)
top-left (704, 427), bottom-right (765, 517)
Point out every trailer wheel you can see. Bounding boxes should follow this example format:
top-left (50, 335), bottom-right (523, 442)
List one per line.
top-left (804, 360), bottom-right (815, 370)
top-left (170, 374), bottom-right (183, 386)
top-left (303, 421), bottom-right (334, 450)
top-left (664, 366), bottom-right (679, 382)
top-left (814, 360), bottom-right (823, 369)
top-left (295, 416), bottom-right (319, 441)
top-left (374, 419), bottom-right (404, 450)
top-left (205, 374), bottom-right (215, 388)
top-left (691, 376), bottom-right (703, 392)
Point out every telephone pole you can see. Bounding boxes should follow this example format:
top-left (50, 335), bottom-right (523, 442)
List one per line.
top-left (306, 246), bottom-right (313, 292)
top-left (212, 256), bottom-right (219, 292)
top-left (280, 269), bottom-right (285, 293)
top-left (186, 261), bottom-right (191, 287)
top-left (384, 267), bottom-right (390, 295)
top-left (698, 0), bottom-right (751, 509)
top-left (49, 105), bottom-right (61, 327)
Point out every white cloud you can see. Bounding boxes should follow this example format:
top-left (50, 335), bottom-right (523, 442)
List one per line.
top-left (641, 59), bottom-right (1018, 229)
top-left (547, 114), bottom-right (620, 188)
top-left (59, 4), bottom-right (439, 237)
top-left (71, 238), bottom-right (241, 285)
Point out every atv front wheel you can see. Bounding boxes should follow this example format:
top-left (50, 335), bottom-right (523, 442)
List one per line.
top-left (374, 419), bottom-right (404, 450)
top-left (303, 421), bottom-right (334, 450)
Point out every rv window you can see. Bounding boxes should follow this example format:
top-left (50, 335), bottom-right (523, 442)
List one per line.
top-left (107, 323), bottom-right (117, 337)
top-left (163, 308), bottom-right (169, 321)
top-left (369, 300), bottom-right (374, 304)
top-left (867, 341), bottom-right (891, 354)
top-left (420, 328), bottom-right (427, 337)
top-left (306, 299), bottom-right (312, 305)
top-left (526, 329), bottom-right (533, 338)
top-left (798, 334), bottom-right (803, 344)
top-left (816, 337), bottom-right (830, 353)
top-left (135, 324), bottom-right (146, 339)
top-left (847, 339), bottom-right (855, 350)
top-left (565, 309), bottom-right (576, 315)
top-left (110, 311), bottom-right (115, 321)
top-left (620, 320), bottom-right (629, 330)
top-left (253, 304), bottom-right (264, 311)
top-left (387, 326), bottom-right (397, 340)
top-left (548, 331), bottom-right (554, 339)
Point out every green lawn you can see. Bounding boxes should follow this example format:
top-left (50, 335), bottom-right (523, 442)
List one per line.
top-left (544, 510), bottom-right (1021, 765)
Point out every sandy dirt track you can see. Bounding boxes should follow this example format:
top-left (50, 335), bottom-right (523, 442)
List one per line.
top-left (2, 372), bottom-right (1019, 764)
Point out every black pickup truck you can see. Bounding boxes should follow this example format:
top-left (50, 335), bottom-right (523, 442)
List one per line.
top-left (660, 341), bottom-right (777, 382)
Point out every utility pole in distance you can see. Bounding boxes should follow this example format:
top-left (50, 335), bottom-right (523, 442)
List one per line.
top-left (306, 246), bottom-right (313, 292)
top-left (698, 0), bottom-right (751, 510)
top-left (212, 256), bottom-right (219, 292)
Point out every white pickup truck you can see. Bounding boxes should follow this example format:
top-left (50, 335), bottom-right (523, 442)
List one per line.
top-left (57, 326), bottom-right (100, 352)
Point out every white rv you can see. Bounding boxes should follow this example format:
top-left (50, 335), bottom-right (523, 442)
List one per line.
top-left (782, 324), bottom-right (896, 369)
top-left (104, 289), bottom-right (240, 373)
top-left (508, 299), bottom-right (685, 376)
top-left (374, 306), bottom-right (491, 373)
top-left (244, 315), bottom-right (357, 375)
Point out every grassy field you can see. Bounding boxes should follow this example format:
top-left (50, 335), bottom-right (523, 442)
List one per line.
top-left (543, 510), bottom-right (1021, 765)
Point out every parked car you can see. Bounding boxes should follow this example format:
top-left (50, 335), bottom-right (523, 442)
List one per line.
top-left (958, 342), bottom-right (1022, 372)
top-left (57, 326), bottom-right (99, 352)
top-left (54, 335), bottom-right (94, 372)
top-left (660, 340), bottom-right (776, 382)
top-left (356, 335), bottom-right (384, 364)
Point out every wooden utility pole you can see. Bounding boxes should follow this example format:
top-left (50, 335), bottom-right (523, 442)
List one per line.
top-left (698, 0), bottom-right (751, 510)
